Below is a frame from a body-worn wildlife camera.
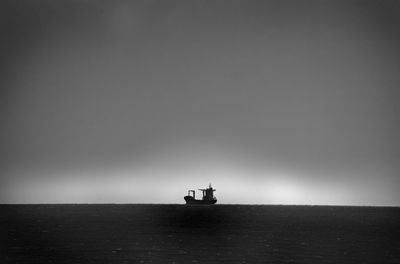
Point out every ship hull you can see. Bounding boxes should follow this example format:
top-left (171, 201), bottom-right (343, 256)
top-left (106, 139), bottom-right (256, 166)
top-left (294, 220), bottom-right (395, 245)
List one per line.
top-left (184, 196), bottom-right (217, 205)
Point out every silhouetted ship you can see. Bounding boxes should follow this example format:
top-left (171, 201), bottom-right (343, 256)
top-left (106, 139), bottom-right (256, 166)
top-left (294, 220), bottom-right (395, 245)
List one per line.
top-left (184, 184), bottom-right (217, 204)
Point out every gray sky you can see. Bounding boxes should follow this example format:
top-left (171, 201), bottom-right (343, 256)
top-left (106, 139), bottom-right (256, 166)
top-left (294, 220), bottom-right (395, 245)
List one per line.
top-left (1, 0), bottom-right (400, 205)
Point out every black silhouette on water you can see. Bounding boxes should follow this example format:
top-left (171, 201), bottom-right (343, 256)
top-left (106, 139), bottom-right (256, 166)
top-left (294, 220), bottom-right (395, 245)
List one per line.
top-left (184, 183), bottom-right (217, 204)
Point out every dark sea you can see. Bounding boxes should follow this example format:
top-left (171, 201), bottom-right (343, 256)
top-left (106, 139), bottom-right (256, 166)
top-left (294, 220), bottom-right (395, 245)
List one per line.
top-left (1, 204), bottom-right (400, 263)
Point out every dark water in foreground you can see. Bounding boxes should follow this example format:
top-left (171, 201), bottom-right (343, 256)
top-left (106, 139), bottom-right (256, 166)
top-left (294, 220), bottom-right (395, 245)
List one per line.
top-left (1, 205), bottom-right (400, 263)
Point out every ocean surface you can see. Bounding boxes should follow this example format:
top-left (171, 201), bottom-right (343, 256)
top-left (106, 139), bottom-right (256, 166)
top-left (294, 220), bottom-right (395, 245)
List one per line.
top-left (1, 204), bottom-right (400, 263)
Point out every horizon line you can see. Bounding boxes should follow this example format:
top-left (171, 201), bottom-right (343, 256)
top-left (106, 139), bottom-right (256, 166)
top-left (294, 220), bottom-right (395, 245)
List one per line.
top-left (0, 203), bottom-right (399, 208)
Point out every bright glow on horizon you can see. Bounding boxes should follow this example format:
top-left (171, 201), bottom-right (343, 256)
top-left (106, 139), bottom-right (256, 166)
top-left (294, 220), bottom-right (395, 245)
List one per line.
top-left (2, 159), bottom-right (399, 206)
top-left (266, 181), bottom-right (302, 204)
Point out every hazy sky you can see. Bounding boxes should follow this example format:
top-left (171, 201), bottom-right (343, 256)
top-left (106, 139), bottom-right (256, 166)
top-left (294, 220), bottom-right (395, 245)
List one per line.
top-left (1, 0), bottom-right (400, 205)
